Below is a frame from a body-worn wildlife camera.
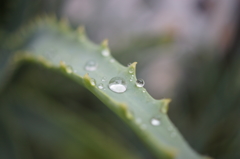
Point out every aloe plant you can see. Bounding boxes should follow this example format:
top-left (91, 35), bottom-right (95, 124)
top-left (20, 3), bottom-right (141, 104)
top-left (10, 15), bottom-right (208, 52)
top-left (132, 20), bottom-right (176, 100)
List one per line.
top-left (0, 15), bottom-right (215, 159)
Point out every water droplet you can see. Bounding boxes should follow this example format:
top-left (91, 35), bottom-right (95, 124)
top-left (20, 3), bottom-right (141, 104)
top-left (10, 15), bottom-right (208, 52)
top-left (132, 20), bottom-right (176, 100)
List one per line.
top-left (108, 77), bottom-right (127, 93)
top-left (85, 60), bottom-right (98, 71)
top-left (136, 79), bottom-right (145, 87)
top-left (98, 83), bottom-right (104, 89)
top-left (110, 59), bottom-right (115, 63)
top-left (101, 77), bottom-right (106, 82)
top-left (102, 49), bottom-right (110, 56)
top-left (170, 132), bottom-right (176, 138)
top-left (135, 118), bottom-right (142, 124)
top-left (130, 76), bottom-right (134, 82)
top-left (127, 63), bottom-right (132, 67)
top-left (90, 78), bottom-right (96, 86)
top-left (142, 89), bottom-right (146, 93)
top-left (66, 65), bottom-right (73, 73)
top-left (129, 68), bottom-right (134, 74)
top-left (151, 118), bottom-right (161, 126)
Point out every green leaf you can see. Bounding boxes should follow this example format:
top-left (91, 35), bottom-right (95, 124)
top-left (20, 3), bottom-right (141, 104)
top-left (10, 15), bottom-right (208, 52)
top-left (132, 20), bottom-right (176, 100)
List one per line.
top-left (0, 17), bottom-right (211, 159)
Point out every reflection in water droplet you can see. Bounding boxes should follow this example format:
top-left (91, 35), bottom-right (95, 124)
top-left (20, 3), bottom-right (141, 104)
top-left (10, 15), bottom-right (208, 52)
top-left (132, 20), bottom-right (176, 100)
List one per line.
top-left (102, 49), bottom-right (110, 56)
top-left (129, 68), bottom-right (134, 74)
top-left (136, 79), bottom-right (145, 87)
top-left (85, 60), bottom-right (98, 71)
top-left (66, 65), bottom-right (73, 73)
top-left (98, 83), bottom-right (104, 89)
top-left (90, 78), bottom-right (96, 86)
top-left (108, 77), bottom-right (127, 93)
top-left (151, 118), bottom-right (161, 126)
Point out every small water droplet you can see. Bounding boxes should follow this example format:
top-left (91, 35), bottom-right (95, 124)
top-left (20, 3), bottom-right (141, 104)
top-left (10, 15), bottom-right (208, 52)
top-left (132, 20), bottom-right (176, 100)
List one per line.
top-left (151, 118), bottom-right (161, 126)
top-left (136, 79), bottom-right (145, 87)
top-left (85, 60), bottom-right (98, 71)
top-left (108, 77), bottom-right (127, 93)
top-left (129, 68), bottom-right (134, 74)
top-left (170, 132), bottom-right (176, 138)
top-left (136, 118), bottom-right (142, 124)
top-left (130, 76), bottom-right (134, 82)
top-left (90, 78), bottom-right (96, 86)
top-left (101, 77), bottom-right (106, 82)
top-left (66, 65), bottom-right (73, 73)
top-left (110, 59), bottom-right (115, 63)
top-left (102, 49), bottom-right (110, 56)
top-left (98, 83), bottom-right (104, 89)
top-left (142, 89), bottom-right (146, 93)
top-left (127, 63), bottom-right (132, 67)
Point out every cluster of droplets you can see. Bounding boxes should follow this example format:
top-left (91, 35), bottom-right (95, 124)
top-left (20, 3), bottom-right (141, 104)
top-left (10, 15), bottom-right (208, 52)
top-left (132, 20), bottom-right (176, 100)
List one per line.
top-left (85, 60), bottom-right (176, 136)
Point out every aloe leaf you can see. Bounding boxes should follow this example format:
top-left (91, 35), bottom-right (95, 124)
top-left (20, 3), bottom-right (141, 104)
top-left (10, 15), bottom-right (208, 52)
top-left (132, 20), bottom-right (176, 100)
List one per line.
top-left (1, 17), bottom-right (211, 159)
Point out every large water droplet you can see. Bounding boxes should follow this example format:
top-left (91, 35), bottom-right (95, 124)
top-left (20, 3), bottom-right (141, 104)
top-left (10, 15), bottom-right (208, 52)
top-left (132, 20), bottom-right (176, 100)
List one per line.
top-left (85, 60), bottom-right (98, 71)
top-left (151, 118), bottom-right (161, 126)
top-left (108, 77), bottom-right (127, 93)
top-left (98, 83), bottom-right (104, 89)
top-left (102, 49), bottom-right (110, 56)
top-left (136, 79), bottom-right (145, 87)
top-left (90, 78), bottom-right (96, 86)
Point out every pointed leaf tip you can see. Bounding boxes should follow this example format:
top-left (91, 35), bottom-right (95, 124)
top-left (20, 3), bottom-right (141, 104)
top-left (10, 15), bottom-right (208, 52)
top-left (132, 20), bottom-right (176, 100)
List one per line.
top-left (129, 62), bottom-right (137, 68)
top-left (161, 99), bottom-right (171, 114)
top-left (77, 26), bottom-right (85, 34)
top-left (101, 39), bottom-right (109, 48)
top-left (83, 73), bottom-right (90, 80)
